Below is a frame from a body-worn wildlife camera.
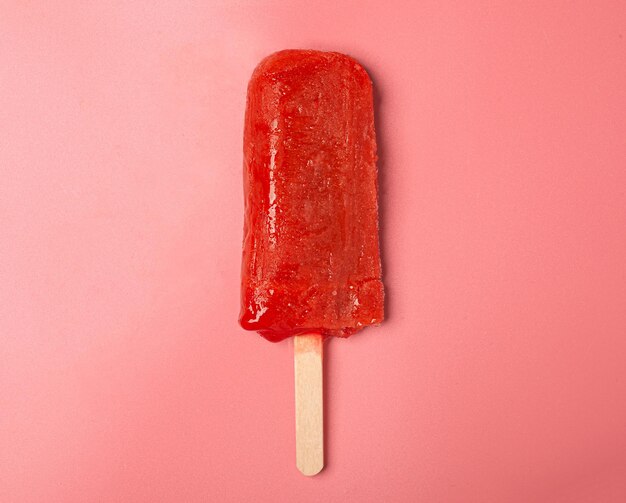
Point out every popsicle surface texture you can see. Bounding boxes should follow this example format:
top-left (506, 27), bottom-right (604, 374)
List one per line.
top-left (240, 50), bottom-right (384, 342)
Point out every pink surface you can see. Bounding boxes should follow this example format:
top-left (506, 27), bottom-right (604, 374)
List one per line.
top-left (1, 1), bottom-right (625, 502)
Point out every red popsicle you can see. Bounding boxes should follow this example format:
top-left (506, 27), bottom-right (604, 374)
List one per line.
top-left (239, 50), bottom-right (384, 476)
top-left (240, 50), bottom-right (384, 342)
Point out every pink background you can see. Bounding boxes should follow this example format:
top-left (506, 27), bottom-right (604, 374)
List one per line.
top-left (1, 1), bottom-right (625, 501)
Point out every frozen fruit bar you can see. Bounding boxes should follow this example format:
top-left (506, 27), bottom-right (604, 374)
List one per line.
top-left (239, 50), bottom-right (384, 342)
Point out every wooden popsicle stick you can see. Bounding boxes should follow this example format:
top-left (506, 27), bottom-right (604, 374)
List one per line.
top-left (294, 334), bottom-right (324, 476)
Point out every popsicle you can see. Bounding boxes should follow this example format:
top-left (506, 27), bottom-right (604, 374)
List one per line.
top-left (239, 50), bottom-right (384, 475)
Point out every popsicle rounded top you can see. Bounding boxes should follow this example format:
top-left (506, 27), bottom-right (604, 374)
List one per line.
top-left (239, 50), bottom-right (384, 342)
